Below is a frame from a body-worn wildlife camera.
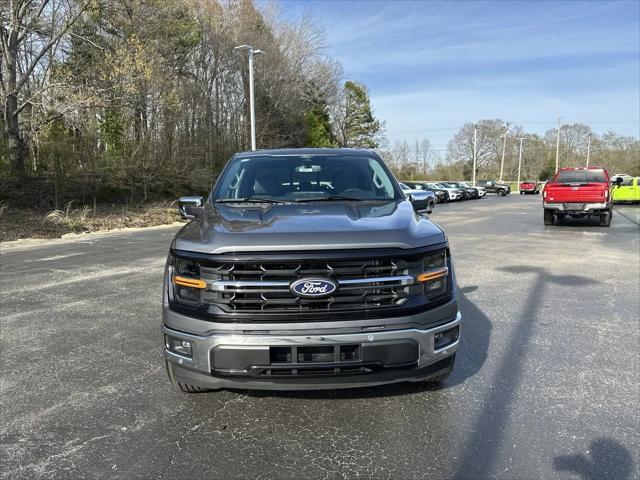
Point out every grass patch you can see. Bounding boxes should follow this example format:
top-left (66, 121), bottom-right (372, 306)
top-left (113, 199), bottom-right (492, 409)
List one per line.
top-left (0, 202), bottom-right (183, 242)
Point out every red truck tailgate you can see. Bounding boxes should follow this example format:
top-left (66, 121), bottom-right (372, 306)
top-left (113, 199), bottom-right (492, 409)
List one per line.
top-left (545, 184), bottom-right (608, 203)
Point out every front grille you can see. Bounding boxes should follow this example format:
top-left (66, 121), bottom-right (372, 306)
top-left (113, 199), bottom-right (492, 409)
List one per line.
top-left (197, 256), bottom-right (425, 313)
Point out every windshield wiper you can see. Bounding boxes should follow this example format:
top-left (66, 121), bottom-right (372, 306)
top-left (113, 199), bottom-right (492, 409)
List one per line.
top-left (215, 197), bottom-right (289, 204)
top-left (295, 195), bottom-right (375, 203)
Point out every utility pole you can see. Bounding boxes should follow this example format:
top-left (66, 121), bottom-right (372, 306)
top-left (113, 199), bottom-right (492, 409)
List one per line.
top-left (555, 116), bottom-right (564, 173)
top-left (516, 137), bottom-right (524, 192)
top-left (234, 45), bottom-right (264, 151)
top-left (499, 122), bottom-right (510, 182)
top-left (472, 125), bottom-right (477, 186)
top-left (586, 134), bottom-right (592, 167)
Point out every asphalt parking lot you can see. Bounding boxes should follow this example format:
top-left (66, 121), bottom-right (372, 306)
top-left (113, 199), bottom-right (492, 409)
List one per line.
top-left (1, 194), bottom-right (638, 479)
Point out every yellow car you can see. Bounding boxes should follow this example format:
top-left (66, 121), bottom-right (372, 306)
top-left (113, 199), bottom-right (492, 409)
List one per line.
top-left (612, 177), bottom-right (640, 203)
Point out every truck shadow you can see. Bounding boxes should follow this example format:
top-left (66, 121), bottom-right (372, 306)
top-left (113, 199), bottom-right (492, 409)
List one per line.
top-left (553, 438), bottom-right (634, 480)
top-left (241, 287), bottom-right (491, 400)
top-left (553, 216), bottom-right (602, 227)
top-left (453, 266), bottom-right (600, 478)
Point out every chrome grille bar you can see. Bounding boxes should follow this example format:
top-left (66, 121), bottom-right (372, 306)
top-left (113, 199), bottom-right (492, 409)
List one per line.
top-left (204, 275), bottom-right (415, 291)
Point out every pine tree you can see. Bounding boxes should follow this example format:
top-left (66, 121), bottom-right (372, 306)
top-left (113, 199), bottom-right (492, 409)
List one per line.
top-left (338, 81), bottom-right (381, 148)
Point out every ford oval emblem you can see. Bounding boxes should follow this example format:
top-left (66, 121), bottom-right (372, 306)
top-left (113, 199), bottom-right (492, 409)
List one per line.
top-left (290, 278), bottom-right (338, 298)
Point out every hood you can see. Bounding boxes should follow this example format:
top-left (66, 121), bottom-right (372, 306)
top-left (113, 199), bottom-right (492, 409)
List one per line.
top-left (173, 200), bottom-right (445, 254)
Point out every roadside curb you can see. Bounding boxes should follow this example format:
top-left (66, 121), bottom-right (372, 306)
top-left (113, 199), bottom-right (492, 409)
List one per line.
top-left (0, 222), bottom-right (185, 253)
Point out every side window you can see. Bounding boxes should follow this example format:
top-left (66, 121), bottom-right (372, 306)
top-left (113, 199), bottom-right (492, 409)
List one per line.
top-left (636, 178), bottom-right (640, 188)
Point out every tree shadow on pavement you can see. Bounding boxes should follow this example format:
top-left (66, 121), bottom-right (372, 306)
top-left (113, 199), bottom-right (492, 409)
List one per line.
top-left (441, 286), bottom-right (491, 388)
top-left (453, 266), bottom-right (600, 478)
top-left (553, 438), bottom-right (633, 480)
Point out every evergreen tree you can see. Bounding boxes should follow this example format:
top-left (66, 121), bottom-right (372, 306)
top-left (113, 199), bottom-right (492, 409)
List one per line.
top-left (336, 81), bottom-right (381, 148)
top-left (303, 105), bottom-right (336, 147)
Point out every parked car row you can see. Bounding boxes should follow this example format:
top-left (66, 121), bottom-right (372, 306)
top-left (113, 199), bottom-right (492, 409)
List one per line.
top-left (400, 179), bottom-right (520, 211)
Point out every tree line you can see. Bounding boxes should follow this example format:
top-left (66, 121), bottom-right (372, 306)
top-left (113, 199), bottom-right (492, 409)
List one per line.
top-left (382, 120), bottom-right (639, 182)
top-left (2, 1), bottom-right (637, 211)
top-left (1, 0), bottom-right (381, 209)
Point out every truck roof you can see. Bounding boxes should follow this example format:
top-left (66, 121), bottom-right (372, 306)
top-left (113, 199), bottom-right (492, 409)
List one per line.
top-left (233, 148), bottom-right (375, 157)
top-left (557, 166), bottom-right (605, 171)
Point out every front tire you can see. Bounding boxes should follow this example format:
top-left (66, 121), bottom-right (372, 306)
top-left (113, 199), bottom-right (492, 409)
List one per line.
top-left (544, 209), bottom-right (555, 226)
top-left (497, 189), bottom-right (506, 196)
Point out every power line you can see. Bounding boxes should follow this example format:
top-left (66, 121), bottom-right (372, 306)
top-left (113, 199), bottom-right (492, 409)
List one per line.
top-left (386, 119), bottom-right (639, 137)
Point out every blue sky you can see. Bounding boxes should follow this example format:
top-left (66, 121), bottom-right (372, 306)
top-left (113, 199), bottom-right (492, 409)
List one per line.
top-left (274, 0), bottom-right (640, 151)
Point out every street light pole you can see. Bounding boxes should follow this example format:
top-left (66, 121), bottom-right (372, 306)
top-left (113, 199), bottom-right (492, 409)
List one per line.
top-left (472, 125), bottom-right (477, 186)
top-left (516, 137), bottom-right (524, 192)
top-left (499, 122), bottom-right (510, 183)
top-left (586, 134), bottom-right (592, 167)
top-left (555, 116), bottom-right (563, 173)
top-left (234, 45), bottom-right (264, 151)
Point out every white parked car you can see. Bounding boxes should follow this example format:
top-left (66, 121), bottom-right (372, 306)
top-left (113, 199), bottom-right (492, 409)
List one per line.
top-left (457, 181), bottom-right (486, 197)
top-left (425, 182), bottom-right (464, 201)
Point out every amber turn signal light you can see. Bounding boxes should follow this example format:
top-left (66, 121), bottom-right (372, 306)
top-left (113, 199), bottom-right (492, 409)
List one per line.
top-left (417, 267), bottom-right (449, 283)
top-left (172, 275), bottom-right (207, 289)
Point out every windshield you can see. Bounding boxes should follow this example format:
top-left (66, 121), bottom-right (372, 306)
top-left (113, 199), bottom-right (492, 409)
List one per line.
top-left (213, 153), bottom-right (401, 202)
top-left (554, 169), bottom-right (607, 184)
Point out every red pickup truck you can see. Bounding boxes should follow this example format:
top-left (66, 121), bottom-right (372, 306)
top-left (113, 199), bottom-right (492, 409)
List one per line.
top-left (542, 167), bottom-right (612, 227)
top-left (519, 180), bottom-right (539, 194)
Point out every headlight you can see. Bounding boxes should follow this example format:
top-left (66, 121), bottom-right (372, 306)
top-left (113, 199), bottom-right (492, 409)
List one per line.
top-left (417, 250), bottom-right (449, 299)
top-left (168, 254), bottom-right (205, 305)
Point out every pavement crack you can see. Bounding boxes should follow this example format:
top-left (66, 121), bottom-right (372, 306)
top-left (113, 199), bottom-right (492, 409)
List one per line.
top-left (155, 395), bottom-right (245, 479)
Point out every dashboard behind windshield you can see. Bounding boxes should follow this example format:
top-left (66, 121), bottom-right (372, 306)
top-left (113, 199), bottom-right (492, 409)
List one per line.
top-left (213, 154), bottom-right (402, 202)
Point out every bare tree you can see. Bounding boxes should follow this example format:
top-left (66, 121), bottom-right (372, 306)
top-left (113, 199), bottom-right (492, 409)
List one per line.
top-left (1, 0), bottom-right (88, 177)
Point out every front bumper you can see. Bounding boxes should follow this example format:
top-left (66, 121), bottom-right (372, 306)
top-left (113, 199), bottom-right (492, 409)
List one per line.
top-left (163, 309), bottom-right (461, 391)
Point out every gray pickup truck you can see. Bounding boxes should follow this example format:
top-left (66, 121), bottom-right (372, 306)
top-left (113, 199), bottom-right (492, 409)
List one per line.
top-left (163, 148), bottom-right (460, 392)
top-left (476, 179), bottom-right (511, 196)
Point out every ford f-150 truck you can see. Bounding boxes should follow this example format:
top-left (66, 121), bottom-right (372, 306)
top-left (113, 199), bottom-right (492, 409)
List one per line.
top-left (164, 149), bottom-right (461, 392)
top-left (476, 179), bottom-right (511, 196)
top-left (542, 167), bottom-right (612, 226)
top-left (519, 180), bottom-right (539, 194)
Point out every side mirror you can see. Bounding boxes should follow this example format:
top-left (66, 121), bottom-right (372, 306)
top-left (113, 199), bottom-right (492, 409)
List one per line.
top-left (615, 177), bottom-right (623, 187)
top-left (178, 196), bottom-right (204, 219)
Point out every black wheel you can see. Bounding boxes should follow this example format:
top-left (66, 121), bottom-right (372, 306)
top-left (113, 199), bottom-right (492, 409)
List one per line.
top-left (426, 354), bottom-right (456, 384)
top-left (544, 209), bottom-right (554, 226)
top-left (497, 189), bottom-right (506, 196)
top-left (520, 191), bottom-right (524, 195)
top-left (599, 211), bottom-right (612, 227)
